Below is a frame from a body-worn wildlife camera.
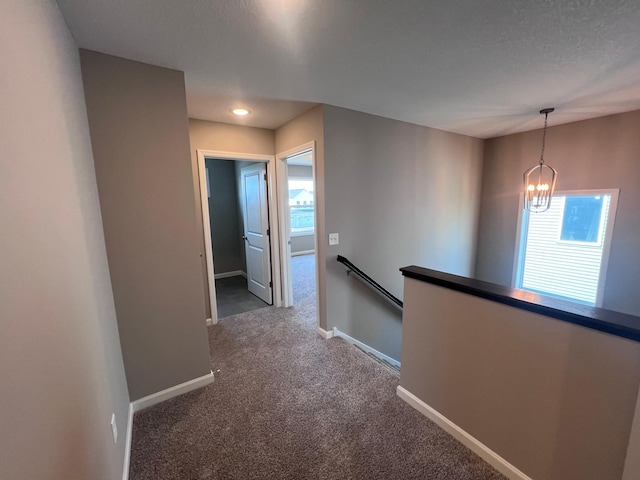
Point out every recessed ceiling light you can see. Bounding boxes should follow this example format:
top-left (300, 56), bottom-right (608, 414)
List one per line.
top-left (231, 107), bottom-right (251, 116)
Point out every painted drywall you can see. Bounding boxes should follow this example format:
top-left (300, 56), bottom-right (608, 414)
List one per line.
top-left (291, 235), bottom-right (315, 254)
top-left (189, 119), bottom-right (275, 318)
top-left (206, 159), bottom-right (244, 274)
top-left (623, 382), bottom-right (640, 479)
top-left (80, 51), bottom-right (211, 401)
top-left (288, 164), bottom-right (313, 178)
top-left (322, 105), bottom-right (484, 360)
top-left (275, 106), bottom-right (326, 327)
top-left (0, 2), bottom-right (129, 478)
top-left (475, 110), bottom-right (640, 317)
top-left (400, 277), bottom-right (640, 480)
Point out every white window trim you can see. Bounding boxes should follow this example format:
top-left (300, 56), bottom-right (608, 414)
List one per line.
top-left (512, 188), bottom-right (619, 307)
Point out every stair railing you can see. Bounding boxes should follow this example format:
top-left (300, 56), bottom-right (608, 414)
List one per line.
top-left (336, 255), bottom-right (403, 310)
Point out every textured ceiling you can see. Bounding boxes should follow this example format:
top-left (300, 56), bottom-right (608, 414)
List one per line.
top-left (57, 0), bottom-right (640, 138)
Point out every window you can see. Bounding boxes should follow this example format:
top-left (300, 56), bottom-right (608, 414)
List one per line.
top-left (515, 190), bottom-right (618, 306)
top-left (560, 196), bottom-right (604, 244)
top-left (288, 178), bottom-right (314, 235)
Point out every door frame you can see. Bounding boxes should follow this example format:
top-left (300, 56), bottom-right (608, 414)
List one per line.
top-left (196, 149), bottom-right (281, 325)
top-left (276, 142), bottom-right (319, 323)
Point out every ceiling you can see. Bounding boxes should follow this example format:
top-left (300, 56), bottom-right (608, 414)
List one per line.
top-left (57, 0), bottom-right (640, 138)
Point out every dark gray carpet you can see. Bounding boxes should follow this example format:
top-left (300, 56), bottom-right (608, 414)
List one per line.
top-left (215, 275), bottom-right (270, 318)
top-left (130, 270), bottom-right (506, 480)
top-left (215, 254), bottom-right (315, 318)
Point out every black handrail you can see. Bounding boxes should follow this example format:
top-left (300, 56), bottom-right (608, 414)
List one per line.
top-left (337, 255), bottom-right (403, 309)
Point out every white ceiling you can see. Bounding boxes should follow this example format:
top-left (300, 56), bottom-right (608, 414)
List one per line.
top-left (57, 0), bottom-right (640, 138)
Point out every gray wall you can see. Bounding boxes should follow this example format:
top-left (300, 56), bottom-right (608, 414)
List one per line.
top-left (475, 110), bottom-right (640, 316)
top-left (288, 164), bottom-right (313, 178)
top-left (189, 119), bottom-right (275, 317)
top-left (291, 235), bottom-right (315, 254)
top-left (323, 105), bottom-right (484, 360)
top-left (0, 2), bottom-right (129, 478)
top-left (206, 159), bottom-right (244, 274)
top-left (625, 389), bottom-right (640, 479)
top-left (80, 51), bottom-right (211, 401)
top-left (401, 277), bottom-right (640, 480)
top-left (275, 106), bottom-right (326, 326)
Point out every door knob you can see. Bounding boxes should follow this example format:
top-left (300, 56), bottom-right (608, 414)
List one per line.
top-left (242, 235), bottom-right (248, 241)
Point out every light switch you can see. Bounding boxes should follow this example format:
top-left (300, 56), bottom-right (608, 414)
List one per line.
top-left (329, 233), bottom-right (339, 246)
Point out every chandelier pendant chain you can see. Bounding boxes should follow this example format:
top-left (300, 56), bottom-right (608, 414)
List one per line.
top-left (540, 112), bottom-right (549, 166)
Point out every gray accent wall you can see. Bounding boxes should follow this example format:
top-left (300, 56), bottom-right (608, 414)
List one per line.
top-left (475, 110), bottom-right (640, 316)
top-left (1, 2), bottom-right (129, 478)
top-left (206, 159), bottom-right (244, 274)
top-left (322, 105), bottom-right (484, 361)
top-left (80, 50), bottom-right (212, 401)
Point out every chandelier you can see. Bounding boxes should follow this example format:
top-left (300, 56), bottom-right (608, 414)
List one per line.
top-left (523, 108), bottom-right (557, 213)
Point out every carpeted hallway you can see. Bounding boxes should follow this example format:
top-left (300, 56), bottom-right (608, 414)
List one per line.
top-left (130, 254), bottom-right (505, 480)
top-left (291, 253), bottom-right (316, 306)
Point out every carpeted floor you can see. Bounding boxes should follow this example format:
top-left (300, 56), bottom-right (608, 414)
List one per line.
top-left (292, 253), bottom-right (316, 306)
top-left (130, 254), bottom-right (505, 480)
top-left (215, 254), bottom-right (316, 318)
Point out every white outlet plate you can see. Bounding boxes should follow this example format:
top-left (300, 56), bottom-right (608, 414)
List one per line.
top-left (329, 233), bottom-right (339, 246)
top-left (110, 413), bottom-right (117, 444)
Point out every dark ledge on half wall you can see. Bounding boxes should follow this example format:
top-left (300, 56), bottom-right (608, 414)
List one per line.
top-left (400, 265), bottom-right (640, 343)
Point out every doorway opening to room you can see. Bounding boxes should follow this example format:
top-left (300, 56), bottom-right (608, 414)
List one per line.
top-left (277, 143), bottom-right (319, 319)
top-left (196, 150), bottom-right (283, 324)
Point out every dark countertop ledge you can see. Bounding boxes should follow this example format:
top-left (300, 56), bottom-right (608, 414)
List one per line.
top-left (401, 265), bottom-right (640, 343)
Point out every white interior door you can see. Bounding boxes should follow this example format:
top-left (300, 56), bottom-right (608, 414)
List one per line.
top-left (241, 163), bottom-right (272, 304)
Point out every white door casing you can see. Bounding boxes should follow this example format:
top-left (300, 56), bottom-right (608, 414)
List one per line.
top-left (241, 163), bottom-right (273, 304)
top-left (275, 142), bottom-right (318, 313)
top-left (196, 149), bottom-right (280, 325)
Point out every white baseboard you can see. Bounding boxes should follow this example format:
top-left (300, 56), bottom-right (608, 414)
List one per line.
top-left (131, 371), bottom-right (215, 413)
top-left (291, 249), bottom-right (315, 257)
top-left (396, 386), bottom-right (531, 480)
top-left (121, 403), bottom-right (133, 480)
top-left (333, 328), bottom-right (400, 369)
top-left (206, 317), bottom-right (217, 326)
top-left (214, 270), bottom-right (247, 280)
top-left (124, 373), bottom-right (215, 478)
top-left (317, 326), bottom-right (334, 339)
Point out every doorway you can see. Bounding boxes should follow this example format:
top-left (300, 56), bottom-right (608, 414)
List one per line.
top-left (277, 143), bottom-right (319, 316)
top-left (196, 150), bottom-right (282, 325)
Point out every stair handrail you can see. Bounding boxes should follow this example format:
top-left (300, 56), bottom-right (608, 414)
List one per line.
top-left (336, 255), bottom-right (403, 310)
